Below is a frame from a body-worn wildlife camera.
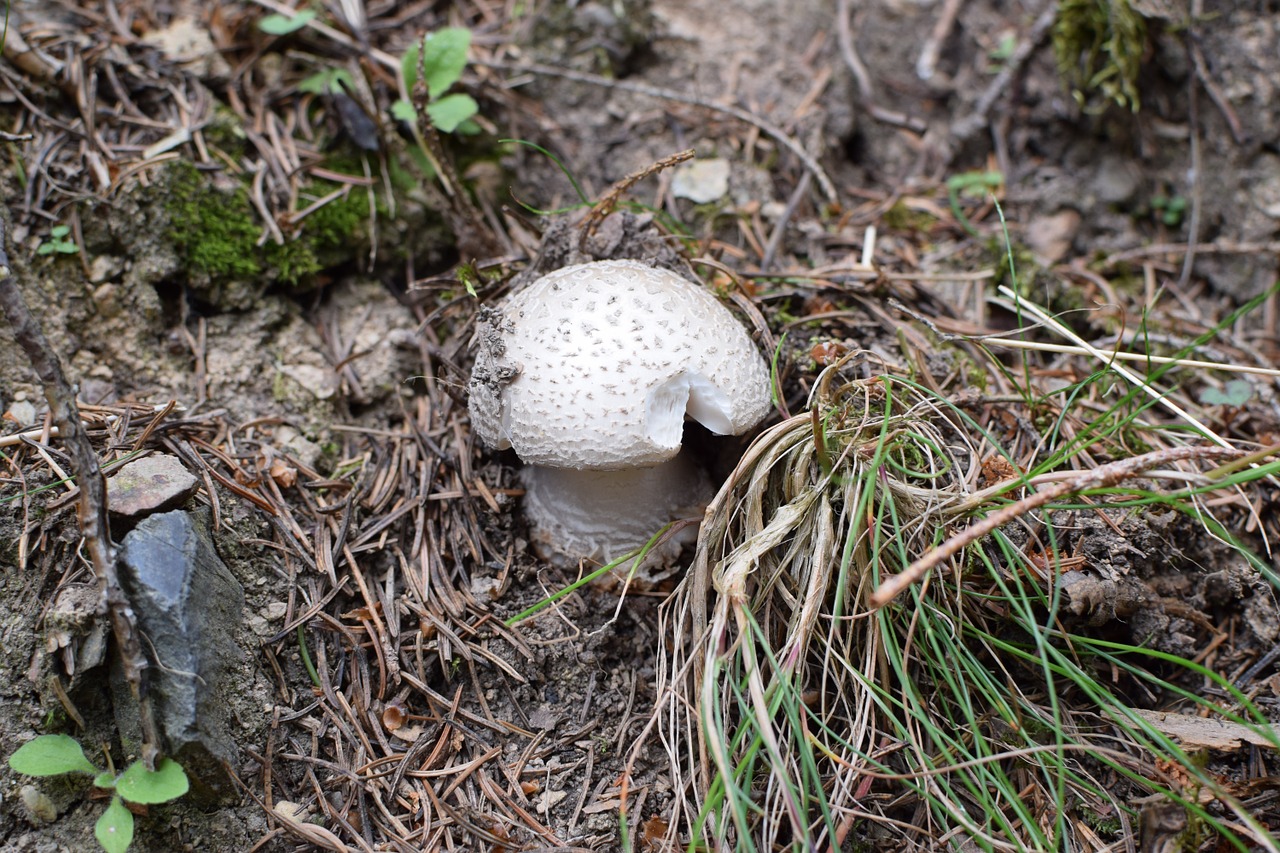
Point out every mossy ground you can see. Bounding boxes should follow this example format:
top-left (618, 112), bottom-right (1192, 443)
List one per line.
top-left (163, 151), bottom-right (427, 294)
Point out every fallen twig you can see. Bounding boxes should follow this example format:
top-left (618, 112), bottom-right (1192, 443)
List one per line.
top-left (949, 1), bottom-right (1057, 147)
top-left (0, 213), bottom-right (162, 767)
top-left (868, 445), bottom-right (1245, 608)
top-left (835, 0), bottom-right (927, 132)
top-left (481, 60), bottom-right (839, 204)
top-left (578, 148), bottom-right (693, 251)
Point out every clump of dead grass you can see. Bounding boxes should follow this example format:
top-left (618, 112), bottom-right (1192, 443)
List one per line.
top-left (638, 342), bottom-right (1280, 851)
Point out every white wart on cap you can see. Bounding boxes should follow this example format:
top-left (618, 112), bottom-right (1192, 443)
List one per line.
top-left (469, 259), bottom-right (772, 567)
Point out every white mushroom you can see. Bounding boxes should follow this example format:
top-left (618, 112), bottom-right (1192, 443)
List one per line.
top-left (469, 259), bottom-right (772, 568)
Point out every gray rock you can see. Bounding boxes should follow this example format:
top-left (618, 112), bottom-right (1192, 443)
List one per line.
top-left (107, 454), bottom-right (198, 518)
top-left (671, 159), bottom-right (731, 203)
top-left (117, 509), bottom-right (244, 801)
top-left (1090, 155), bottom-right (1142, 206)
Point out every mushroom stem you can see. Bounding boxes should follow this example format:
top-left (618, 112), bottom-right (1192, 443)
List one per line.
top-left (521, 452), bottom-right (713, 571)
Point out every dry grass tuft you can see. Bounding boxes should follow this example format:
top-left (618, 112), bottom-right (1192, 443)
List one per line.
top-left (640, 345), bottom-right (1280, 851)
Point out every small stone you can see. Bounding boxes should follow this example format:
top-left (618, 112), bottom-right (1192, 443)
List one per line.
top-left (20, 785), bottom-right (57, 823)
top-left (469, 575), bottom-right (498, 601)
top-left (5, 400), bottom-right (37, 426)
top-left (107, 454), bottom-right (198, 518)
top-left (90, 256), bottom-right (124, 284)
top-left (142, 16), bottom-right (231, 79)
top-left (276, 364), bottom-right (335, 400)
top-left (263, 601), bottom-right (287, 621)
top-left (270, 425), bottom-right (321, 471)
top-left (1090, 155), bottom-right (1141, 205)
top-left (1024, 209), bottom-right (1081, 265)
top-left (536, 789), bottom-right (567, 814)
top-left (45, 584), bottom-right (108, 679)
top-left (671, 159), bottom-right (731, 204)
top-left (117, 510), bottom-right (245, 802)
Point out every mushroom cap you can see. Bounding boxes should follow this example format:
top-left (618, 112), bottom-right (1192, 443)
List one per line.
top-left (470, 259), bottom-right (771, 469)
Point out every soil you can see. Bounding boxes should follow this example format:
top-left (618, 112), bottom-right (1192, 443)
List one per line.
top-left (1, 0), bottom-right (1279, 851)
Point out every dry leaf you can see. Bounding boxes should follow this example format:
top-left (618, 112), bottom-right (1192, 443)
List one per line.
top-left (1133, 709), bottom-right (1280, 751)
top-left (269, 457), bottom-right (297, 488)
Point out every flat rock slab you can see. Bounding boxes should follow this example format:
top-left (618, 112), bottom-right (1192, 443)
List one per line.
top-left (107, 454), bottom-right (198, 518)
top-left (117, 509), bottom-right (244, 801)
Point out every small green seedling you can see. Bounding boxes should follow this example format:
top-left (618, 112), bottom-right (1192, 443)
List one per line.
top-left (37, 225), bottom-right (78, 256)
top-left (9, 735), bottom-right (189, 853)
top-left (946, 170), bottom-right (1004, 236)
top-left (392, 28), bottom-right (479, 134)
top-left (298, 67), bottom-right (355, 96)
top-left (1200, 380), bottom-right (1252, 408)
top-left (257, 8), bottom-right (317, 36)
top-left (1150, 194), bottom-right (1187, 228)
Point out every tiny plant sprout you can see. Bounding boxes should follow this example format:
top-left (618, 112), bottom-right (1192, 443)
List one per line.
top-left (37, 225), bottom-right (78, 256)
top-left (469, 259), bottom-right (771, 570)
top-left (8, 734), bottom-right (189, 853)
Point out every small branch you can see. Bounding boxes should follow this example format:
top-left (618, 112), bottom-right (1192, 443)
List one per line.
top-left (916, 0), bottom-right (963, 82)
top-left (835, 0), bottom-right (926, 132)
top-left (949, 1), bottom-right (1057, 147)
top-left (1178, 32), bottom-right (1202, 290)
top-left (970, 337), bottom-right (1280, 377)
top-left (578, 148), bottom-right (693, 251)
top-left (868, 445), bottom-right (1245, 609)
top-left (0, 214), bottom-right (162, 768)
top-left (482, 60), bottom-right (839, 205)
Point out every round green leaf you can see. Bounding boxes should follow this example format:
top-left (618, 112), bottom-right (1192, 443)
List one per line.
top-left (1200, 379), bottom-right (1253, 407)
top-left (115, 758), bottom-right (189, 805)
top-left (94, 771), bottom-right (117, 790)
top-left (403, 28), bottom-right (471, 99)
top-left (299, 68), bottom-right (353, 96)
top-left (421, 28), bottom-right (471, 99)
top-left (8, 735), bottom-right (97, 777)
top-left (95, 795), bottom-right (134, 853)
top-left (258, 9), bottom-right (316, 35)
top-left (426, 93), bottom-right (478, 133)
top-left (390, 99), bottom-right (417, 123)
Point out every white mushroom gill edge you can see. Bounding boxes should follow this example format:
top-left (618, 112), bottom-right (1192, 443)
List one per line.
top-left (520, 452), bottom-right (713, 576)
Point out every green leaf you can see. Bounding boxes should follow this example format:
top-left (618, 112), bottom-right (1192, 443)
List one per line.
top-left (55, 242), bottom-right (79, 254)
top-left (115, 758), bottom-right (189, 805)
top-left (403, 28), bottom-right (471, 99)
top-left (390, 99), bottom-right (417, 123)
top-left (1200, 379), bottom-right (1252, 407)
top-left (425, 93), bottom-right (478, 133)
top-left (258, 9), bottom-right (316, 36)
top-left (94, 771), bottom-right (117, 790)
top-left (298, 68), bottom-right (353, 96)
top-left (95, 796), bottom-right (134, 853)
top-left (8, 735), bottom-right (97, 776)
top-left (36, 243), bottom-right (55, 255)
top-left (422, 28), bottom-right (471, 98)
top-left (50, 224), bottom-right (70, 238)
top-left (400, 44), bottom-right (420, 90)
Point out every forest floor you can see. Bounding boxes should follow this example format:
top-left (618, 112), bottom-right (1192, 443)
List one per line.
top-left (2, 0), bottom-right (1280, 851)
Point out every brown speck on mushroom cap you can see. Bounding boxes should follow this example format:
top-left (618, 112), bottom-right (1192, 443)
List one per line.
top-left (469, 259), bottom-right (771, 470)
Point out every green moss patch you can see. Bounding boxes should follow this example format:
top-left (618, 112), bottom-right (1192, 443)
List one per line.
top-left (163, 161), bottom-right (390, 290)
top-left (165, 162), bottom-right (264, 281)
